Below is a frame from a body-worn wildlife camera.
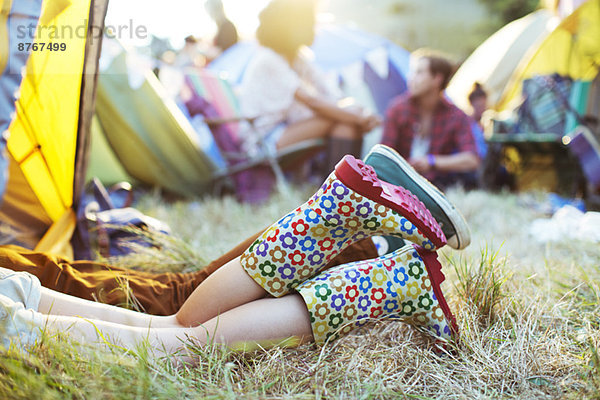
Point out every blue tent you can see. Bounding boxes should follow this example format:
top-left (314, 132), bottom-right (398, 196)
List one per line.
top-left (0, 1), bottom-right (44, 197)
top-left (209, 24), bottom-right (410, 115)
top-left (310, 25), bottom-right (409, 114)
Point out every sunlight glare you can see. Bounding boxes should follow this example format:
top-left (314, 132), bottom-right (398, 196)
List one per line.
top-left (105, 0), bottom-right (271, 48)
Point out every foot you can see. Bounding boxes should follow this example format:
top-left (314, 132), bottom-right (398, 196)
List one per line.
top-left (364, 144), bottom-right (471, 250)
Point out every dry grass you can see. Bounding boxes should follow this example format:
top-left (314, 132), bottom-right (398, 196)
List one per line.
top-left (1, 187), bottom-right (599, 399)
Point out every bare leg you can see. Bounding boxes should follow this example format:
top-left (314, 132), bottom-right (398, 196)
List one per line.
top-left (38, 287), bottom-right (178, 328)
top-left (43, 294), bottom-right (313, 361)
top-left (198, 294), bottom-right (313, 347)
top-left (325, 122), bottom-right (364, 171)
top-left (36, 255), bottom-right (293, 331)
top-left (175, 256), bottom-right (268, 327)
top-left (276, 117), bottom-right (333, 149)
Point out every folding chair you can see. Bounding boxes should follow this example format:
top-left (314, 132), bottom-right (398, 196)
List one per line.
top-left (182, 68), bottom-right (325, 196)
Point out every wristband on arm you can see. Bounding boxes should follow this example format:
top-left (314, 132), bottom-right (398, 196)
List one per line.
top-left (427, 154), bottom-right (436, 170)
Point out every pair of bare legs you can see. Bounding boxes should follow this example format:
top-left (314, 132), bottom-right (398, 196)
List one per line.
top-left (39, 256), bottom-right (313, 360)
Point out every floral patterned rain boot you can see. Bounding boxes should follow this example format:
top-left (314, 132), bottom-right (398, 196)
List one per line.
top-left (296, 244), bottom-right (458, 346)
top-left (240, 155), bottom-right (446, 297)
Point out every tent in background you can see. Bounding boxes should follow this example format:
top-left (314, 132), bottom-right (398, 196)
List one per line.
top-left (209, 24), bottom-right (410, 152)
top-left (210, 25), bottom-right (410, 115)
top-left (87, 39), bottom-right (217, 196)
top-left (0, 0), bottom-right (108, 257)
top-left (306, 24), bottom-right (409, 116)
top-left (86, 115), bottom-right (133, 185)
top-left (88, 24), bottom-right (410, 188)
top-left (482, 1), bottom-right (600, 196)
top-left (497, 0), bottom-right (600, 112)
top-left (447, 9), bottom-right (557, 112)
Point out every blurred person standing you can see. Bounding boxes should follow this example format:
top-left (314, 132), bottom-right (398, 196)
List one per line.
top-left (469, 82), bottom-right (516, 191)
top-left (467, 82), bottom-right (488, 159)
top-left (205, 0), bottom-right (238, 57)
top-left (382, 49), bottom-right (480, 189)
top-left (468, 82), bottom-right (487, 127)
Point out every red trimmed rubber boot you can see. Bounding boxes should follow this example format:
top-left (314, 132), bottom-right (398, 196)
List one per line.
top-left (295, 244), bottom-right (458, 349)
top-left (240, 155), bottom-right (446, 297)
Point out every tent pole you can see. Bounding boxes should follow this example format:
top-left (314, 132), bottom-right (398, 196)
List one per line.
top-left (73, 0), bottom-right (109, 210)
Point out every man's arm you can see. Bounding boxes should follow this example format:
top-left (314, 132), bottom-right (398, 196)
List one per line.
top-left (410, 109), bottom-right (480, 174)
top-left (410, 151), bottom-right (479, 174)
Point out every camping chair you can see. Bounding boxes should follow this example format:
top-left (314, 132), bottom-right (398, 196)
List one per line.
top-left (182, 68), bottom-right (325, 197)
top-left (483, 74), bottom-right (594, 195)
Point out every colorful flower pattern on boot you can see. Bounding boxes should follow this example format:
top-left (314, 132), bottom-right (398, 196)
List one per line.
top-left (295, 244), bottom-right (458, 346)
top-left (240, 155), bottom-right (446, 297)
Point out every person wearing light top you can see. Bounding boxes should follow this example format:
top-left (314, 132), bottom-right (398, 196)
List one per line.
top-left (237, 0), bottom-right (380, 172)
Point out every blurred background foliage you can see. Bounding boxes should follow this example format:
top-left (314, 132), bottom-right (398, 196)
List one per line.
top-left (326, 0), bottom-right (541, 60)
top-left (477, 0), bottom-right (541, 25)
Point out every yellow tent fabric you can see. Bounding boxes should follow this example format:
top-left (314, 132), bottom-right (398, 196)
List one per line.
top-left (7, 0), bottom-right (87, 222)
top-left (447, 9), bottom-right (556, 112)
top-left (497, 0), bottom-right (600, 112)
top-left (0, 0), bottom-right (106, 256)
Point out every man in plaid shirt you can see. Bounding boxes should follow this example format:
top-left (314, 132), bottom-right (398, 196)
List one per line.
top-left (381, 49), bottom-right (480, 188)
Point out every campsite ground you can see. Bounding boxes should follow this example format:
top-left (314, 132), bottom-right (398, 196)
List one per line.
top-left (1, 187), bottom-right (599, 399)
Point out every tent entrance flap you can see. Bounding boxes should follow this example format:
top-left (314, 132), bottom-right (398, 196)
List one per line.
top-left (34, 208), bottom-right (76, 259)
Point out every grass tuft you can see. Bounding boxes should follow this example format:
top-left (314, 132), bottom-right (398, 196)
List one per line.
top-left (448, 246), bottom-right (511, 326)
top-left (97, 225), bottom-right (210, 274)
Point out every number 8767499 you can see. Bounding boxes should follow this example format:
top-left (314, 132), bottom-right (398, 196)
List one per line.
top-left (17, 42), bottom-right (67, 52)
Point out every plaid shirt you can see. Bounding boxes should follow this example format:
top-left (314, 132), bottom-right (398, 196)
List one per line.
top-left (381, 93), bottom-right (477, 181)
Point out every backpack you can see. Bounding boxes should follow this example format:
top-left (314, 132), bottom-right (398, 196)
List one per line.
top-left (71, 178), bottom-right (171, 260)
top-left (516, 73), bottom-right (573, 135)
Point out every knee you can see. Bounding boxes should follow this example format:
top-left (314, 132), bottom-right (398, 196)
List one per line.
top-left (331, 123), bottom-right (360, 139)
top-left (174, 309), bottom-right (195, 328)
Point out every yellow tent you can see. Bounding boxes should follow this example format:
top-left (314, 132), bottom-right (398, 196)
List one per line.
top-left (0, 0), bottom-right (108, 257)
top-left (497, 0), bottom-right (600, 112)
top-left (447, 9), bottom-right (557, 112)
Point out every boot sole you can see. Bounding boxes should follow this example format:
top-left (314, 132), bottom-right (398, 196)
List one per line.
top-left (334, 155), bottom-right (447, 249)
top-left (414, 245), bottom-right (459, 338)
top-left (365, 144), bottom-right (471, 250)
